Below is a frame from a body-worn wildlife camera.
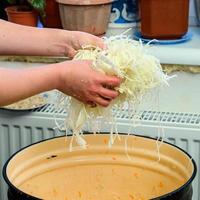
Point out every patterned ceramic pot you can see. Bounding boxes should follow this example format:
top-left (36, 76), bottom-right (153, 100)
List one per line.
top-left (110, 0), bottom-right (140, 23)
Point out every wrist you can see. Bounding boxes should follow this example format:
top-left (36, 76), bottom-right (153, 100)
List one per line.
top-left (51, 29), bottom-right (75, 57)
top-left (54, 61), bottom-right (72, 91)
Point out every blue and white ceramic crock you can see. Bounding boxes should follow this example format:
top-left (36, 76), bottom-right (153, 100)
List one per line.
top-left (110, 0), bottom-right (140, 23)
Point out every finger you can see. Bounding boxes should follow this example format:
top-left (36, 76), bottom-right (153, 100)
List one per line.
top-left (67, 47), bottom-right (77, 58)
top-left (86, 100), bottom-right (97, 107)
top-left (84, 33), bottom-right (106, 49)
top-left (98, 87), bottom-right (119, 99)
top-left (94, 37), bottom-right (107, 50)
top-left (92, 96), bottom-right (111, 107)
top-left (100, 76), bottom-right (121, 88)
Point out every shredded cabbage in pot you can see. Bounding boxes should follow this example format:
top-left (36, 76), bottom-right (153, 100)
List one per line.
top-left (54, 36), bottom-right (170, 150)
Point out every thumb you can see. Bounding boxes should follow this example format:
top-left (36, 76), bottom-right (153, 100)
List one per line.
top-left (67, 47), bottom-right (77, 58)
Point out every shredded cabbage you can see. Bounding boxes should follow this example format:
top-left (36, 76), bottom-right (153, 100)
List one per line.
top-left (55, 36), bottom-right (169, 150)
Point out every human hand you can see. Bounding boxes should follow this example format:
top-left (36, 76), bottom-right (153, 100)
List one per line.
top-left (64, 31), bottom-right (106, 58)
top-left (57, 60), bottom-right (121, 107)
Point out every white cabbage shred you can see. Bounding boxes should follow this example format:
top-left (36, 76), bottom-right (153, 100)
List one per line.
top-left (55, 36), bottom-right (169, 150)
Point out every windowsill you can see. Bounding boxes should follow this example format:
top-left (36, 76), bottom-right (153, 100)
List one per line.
top-left (146, 26), bottom-right (200, 66)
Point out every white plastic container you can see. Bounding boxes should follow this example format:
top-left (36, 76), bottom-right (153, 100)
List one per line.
top-left (106, 22), bottom-right (139, 38)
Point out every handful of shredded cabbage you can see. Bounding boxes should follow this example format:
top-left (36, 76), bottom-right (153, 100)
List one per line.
top-left (55, 36), bottom-right (169, 150)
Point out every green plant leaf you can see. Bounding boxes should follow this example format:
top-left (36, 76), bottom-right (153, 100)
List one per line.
top-left (6, 0), bottom-right (16, 4)
top-left (27, 0), bottom-right (46, 17)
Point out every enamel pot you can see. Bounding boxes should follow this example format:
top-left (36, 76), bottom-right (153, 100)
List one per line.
top-left (3, 133), bottom-right (196, 200)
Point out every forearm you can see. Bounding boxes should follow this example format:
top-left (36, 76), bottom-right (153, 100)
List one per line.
top-left (0, 19), bottom-right (70, 56)
top-left (0, 60), bottom-right (121, 107)
top-left (0, 64), bottom-right (62, 106)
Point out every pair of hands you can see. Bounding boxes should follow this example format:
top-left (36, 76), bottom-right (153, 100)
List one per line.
top-left (0, 20), bottom-right (120, 107)
top-left (58, 31), bottom-right (121, 107)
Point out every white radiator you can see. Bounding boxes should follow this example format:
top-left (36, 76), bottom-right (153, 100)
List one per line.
top-left (0, 105), bottom-right (200, 200)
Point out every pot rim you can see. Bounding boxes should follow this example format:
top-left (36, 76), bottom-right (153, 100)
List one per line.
top-left (55, 0), bottom-right (114, 5)
top-left (5, 5), bottom-right (36, 14)
top-left (3, 133), bottom-right (197, 200)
